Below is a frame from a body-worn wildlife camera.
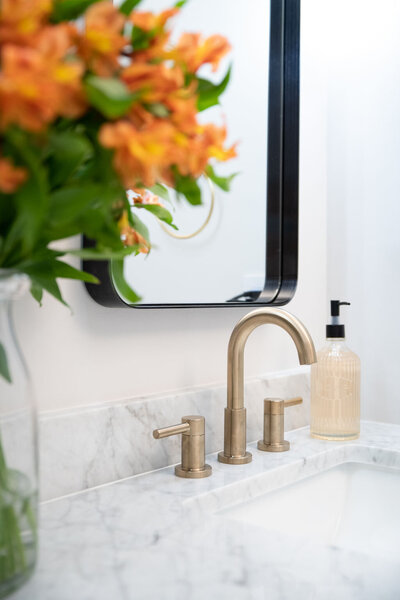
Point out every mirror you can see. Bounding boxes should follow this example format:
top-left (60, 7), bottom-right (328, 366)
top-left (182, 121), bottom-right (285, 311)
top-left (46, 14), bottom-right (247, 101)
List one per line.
top-left (84, 0), bottom-right (300, 307)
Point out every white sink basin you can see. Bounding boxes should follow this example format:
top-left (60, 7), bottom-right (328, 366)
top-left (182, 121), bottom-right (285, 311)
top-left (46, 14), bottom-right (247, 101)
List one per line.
top-left (220, 462), bottom-right (400, 560)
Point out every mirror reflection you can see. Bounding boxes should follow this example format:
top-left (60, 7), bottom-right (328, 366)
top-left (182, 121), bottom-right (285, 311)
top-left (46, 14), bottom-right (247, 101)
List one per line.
top-left (118, 0), bottom-right (270, 305)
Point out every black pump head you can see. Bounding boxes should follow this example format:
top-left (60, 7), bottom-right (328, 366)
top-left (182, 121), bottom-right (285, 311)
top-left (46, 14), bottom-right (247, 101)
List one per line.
top-left (330, 300), bottom-right (350, 317)
top-left (327, 300), bottom-right (351, 338)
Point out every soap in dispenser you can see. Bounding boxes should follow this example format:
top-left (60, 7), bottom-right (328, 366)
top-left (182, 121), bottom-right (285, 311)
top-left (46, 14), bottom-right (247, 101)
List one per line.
top-left (310, 301), bottom-right (360, 440)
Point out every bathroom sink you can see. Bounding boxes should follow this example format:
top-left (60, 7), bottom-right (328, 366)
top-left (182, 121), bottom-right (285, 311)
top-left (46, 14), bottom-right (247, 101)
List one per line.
top-left (220, 462), bottom-right (400, 560)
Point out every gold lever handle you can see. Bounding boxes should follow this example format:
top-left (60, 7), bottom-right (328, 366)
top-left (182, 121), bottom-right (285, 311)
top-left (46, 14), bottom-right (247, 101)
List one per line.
top-left (284, 397), bottom-right (303, 409)
top-left (153, 422), bottom-right (190, 439)
top-left (152, 415), bottom-right (212, 479)
top-left (257, 397), bottom-right (303, 453)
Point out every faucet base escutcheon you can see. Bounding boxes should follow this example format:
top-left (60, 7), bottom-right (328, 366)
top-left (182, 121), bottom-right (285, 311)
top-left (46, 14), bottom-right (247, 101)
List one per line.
top-left (257, 440), bottom-right (290, 452)
top-left (217, 451), bottom-right (252, 465)
top-left (175, 464), bottom-right (212, 478)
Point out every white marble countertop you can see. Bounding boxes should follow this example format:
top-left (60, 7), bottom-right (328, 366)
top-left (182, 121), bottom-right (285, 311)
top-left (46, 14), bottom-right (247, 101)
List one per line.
top-left (13, 422), bottom-right (400, 600)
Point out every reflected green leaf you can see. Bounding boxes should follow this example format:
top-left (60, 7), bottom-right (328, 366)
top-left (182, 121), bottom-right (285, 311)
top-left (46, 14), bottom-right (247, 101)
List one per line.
top-left (0, 342), bottom-right (11, 384)
top-left (111, 259), bottom-right (141, 304)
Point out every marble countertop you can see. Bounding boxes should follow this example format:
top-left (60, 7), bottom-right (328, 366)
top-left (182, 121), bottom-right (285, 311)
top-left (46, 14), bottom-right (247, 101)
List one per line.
top-left (13, 422), bottom-right (400, 600)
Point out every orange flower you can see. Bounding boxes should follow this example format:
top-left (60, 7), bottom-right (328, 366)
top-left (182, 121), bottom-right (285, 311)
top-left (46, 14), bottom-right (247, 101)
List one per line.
top-left (0, 34), bottom-right (86, 132)
top-left (130, 8), bottom-right (178, 33)
top-left (122, 63), bottom-right (184, 104)
top-left (200, 124), bottom-right (237, 162)
top-left (168, 124), bottom-right (236, 180)
top-left (122, 63), bottom-right (198, 134)
top-left (99, 119), bottom-right (179, 188)
top-left (118, 210), bottom-right (149, 253)
top-left (166, 89), bottom-right (198, 136)
top-left (0, 156), bottom-right (28, 194)
top-left (36, 24), bottom-right (87, 118)
top-left (174, 33), bottom-right (231, 73)
top-left (0, 0), bottom-right (52, 45)
top-left (78, 1), bottom-right (126, 76)
top-left (131, 188), bottom-right (165, 208)
top-left (128, 8), bottom-right (179, 64)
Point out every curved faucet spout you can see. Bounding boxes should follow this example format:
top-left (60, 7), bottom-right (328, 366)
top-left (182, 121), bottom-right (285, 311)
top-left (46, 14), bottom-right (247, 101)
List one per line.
top-left (218, 308), bottom-right (316, 465)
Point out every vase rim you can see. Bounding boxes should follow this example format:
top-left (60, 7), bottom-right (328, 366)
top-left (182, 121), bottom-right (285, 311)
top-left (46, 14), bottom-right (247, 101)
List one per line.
top-left (0, 270), bottom-right (30, 300)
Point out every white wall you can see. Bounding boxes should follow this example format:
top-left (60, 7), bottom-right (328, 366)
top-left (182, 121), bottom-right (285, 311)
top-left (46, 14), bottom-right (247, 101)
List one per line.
top-left (323, 0), bottom-right (400, 424)
top-left (12, 1), bottom-right (327, 413)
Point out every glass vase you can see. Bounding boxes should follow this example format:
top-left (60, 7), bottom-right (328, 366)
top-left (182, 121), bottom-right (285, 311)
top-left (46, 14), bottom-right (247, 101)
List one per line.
top-left (0, 272), bottom-right (38, 598)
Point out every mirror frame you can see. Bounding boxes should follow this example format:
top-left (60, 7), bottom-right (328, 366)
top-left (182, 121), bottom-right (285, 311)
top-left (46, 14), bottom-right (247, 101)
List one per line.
top-left (83, 0), bottom-right (300, 308)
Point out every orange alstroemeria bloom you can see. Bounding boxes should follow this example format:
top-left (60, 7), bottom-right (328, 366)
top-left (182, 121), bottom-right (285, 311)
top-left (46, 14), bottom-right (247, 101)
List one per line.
top-left (122, 63), bottom-right (198, 134)
top-left (79, 1), bottom-right (126, 76)
top-left (131, 189), bottom-right (164, 208)
top-left (118, 210), bottom-right (149, 253)
top-left (0, 157), bottom-right (28, 194)
top-left (0, 27), bottom-right (86, 132)
top-left (99, 120), bottom-right (180, 189)
top-left (166, 124), bottom-right (237, 179)
top-left (122, 63), bottom-right (184, 104)
top-left (200, 124), bottom-right (237, 162)
top-left (174, 33), bottom-right (231, 73)
top-left (130, 8), bottom-right (178, 33)
top-left (166, 90), bottom-right (198, 136)
top-left (0, 0), bottom-right (52, 45)
top-left (36, 24), bottom-right (87, 118)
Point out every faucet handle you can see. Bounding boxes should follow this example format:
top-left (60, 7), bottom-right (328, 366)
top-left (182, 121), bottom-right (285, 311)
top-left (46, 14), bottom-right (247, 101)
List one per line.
top-left (153, 416), bottom-right (212, 479)
top-left (284, 396), bottom-right (303, 409)
top-left (257, 397), bottom-right (303, 453)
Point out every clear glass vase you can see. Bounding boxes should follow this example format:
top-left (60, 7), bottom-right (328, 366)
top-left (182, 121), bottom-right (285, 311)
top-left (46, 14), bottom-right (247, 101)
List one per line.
top-left (0, 272), bottom-right (38, 598)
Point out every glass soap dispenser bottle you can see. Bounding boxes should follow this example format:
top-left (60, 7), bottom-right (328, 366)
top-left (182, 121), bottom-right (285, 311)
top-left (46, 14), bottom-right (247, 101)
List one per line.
top-left (310, 300), bottom-right (360, 440)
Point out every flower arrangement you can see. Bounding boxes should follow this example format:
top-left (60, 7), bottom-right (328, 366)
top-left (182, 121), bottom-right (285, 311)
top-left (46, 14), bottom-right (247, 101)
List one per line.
top-left (0, 0), bottom-right (236, 316)
top-left (0, 0), bottom-right (236, 592)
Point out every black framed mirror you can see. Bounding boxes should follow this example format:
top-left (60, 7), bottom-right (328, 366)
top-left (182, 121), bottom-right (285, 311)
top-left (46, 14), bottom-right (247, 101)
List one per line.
top-left (84, 0), bottom-right (300, 308)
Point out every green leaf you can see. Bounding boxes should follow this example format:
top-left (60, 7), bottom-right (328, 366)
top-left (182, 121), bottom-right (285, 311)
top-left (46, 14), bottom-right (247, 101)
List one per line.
top-left (23, 258), bottom-right (100, 307)
top-left (0, 342), bottom-right (11, 384)
top-left (51, 260), bottom-right (100, 284)
top-left (22, 258), bottom-right (98, 291)
top-left (45, 182), bottom-right (124, 247)
top-left (47, 183), bottom-right (103, 226)
top-left (69, 246), bottom-right (139, 260)
top-left (148, 183), bottom-right (171, 204)
top-left (110, 259), bottom-right (141, 304)
top-left (131, 26), bottom-right (153, 51)
top-left (30, 276), bottom-right (69, 308)
top-left (2, 129), bottom-right (49, 265)
top-left (174, 0), bottom-right (188, 7)
top-left (47, 130), bottom-right (93, 188)
top-left (84, 76), bottom-right (136, 119)
top-left (196, 66), bottom-right (231, 112)
top-left (145, 103), bottom-right (170, 118)
top-left (128, 211), bottom-right (150, 244)
top-left (205, 164), bottom-right (238, 192)
top-left (51, 0), bottom-right (100, 22)
top-left (119, 0), bottom-right (142, 15)
top-left (30, 281), bottom-right (43, 305)
top-left (173, 171), bottom-right (202, 205)
top-left (135, 204), bottom-right (177, 229)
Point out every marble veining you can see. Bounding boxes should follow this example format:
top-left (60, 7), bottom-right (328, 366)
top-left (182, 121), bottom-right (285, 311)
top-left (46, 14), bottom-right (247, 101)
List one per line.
top-left (39, 369), bottom-right (310, 500)
top-left (14, 421), bottom-right (400, 599)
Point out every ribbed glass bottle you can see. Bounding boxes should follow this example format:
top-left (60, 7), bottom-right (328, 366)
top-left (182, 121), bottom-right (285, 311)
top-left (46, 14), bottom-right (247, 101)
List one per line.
top-left (310, 339), bottom-right (360, 440)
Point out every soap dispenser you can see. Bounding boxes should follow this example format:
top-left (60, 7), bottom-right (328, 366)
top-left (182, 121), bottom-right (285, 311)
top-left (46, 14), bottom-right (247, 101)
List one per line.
top-left (310, 301), bottom-right (360, 440)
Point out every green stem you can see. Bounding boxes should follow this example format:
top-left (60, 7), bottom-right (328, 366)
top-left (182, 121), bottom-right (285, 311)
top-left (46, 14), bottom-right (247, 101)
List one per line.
top-left (0, 436), bottom-right (37, 585)
top-left (0, 440), bottom-right (9, 491)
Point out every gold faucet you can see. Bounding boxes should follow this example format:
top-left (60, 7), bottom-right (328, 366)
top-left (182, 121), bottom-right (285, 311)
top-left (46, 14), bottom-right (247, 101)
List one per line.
top-left (153, 415), bottom-right (212, 478)
top-left (218, 308), bottom-right (317, 465)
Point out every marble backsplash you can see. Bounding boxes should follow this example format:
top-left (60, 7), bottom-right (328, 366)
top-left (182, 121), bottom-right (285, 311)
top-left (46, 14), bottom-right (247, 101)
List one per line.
top-left (39, 367), bottom-right (311, 501)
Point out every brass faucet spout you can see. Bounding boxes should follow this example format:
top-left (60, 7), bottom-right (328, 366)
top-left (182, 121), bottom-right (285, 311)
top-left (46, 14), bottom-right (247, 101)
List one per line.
top-left (218, 308), bottom-right (316, 465)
